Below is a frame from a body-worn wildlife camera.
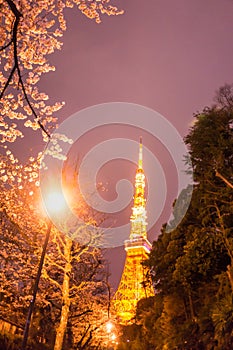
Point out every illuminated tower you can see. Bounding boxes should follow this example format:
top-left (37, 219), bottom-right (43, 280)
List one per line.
top-left (113, 137), bottom-right (154, 324)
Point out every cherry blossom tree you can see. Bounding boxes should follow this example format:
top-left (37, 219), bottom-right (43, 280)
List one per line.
top-left (41, 232), bottom-right (111, 350)
top-left (0, 2), bottom-right (123, 348)
top-left (0, 157), bottom-right (113, 349)
top-left (0, 0), bottom-right (123, 143)
top-left (0, 152), bottom-right (50, 346)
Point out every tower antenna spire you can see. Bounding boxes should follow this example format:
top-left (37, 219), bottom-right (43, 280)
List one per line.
top-left (138, 136), bottom-right (143, 169)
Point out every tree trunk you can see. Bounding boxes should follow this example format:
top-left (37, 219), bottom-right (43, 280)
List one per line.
top-left (182, 297), bottom-right (189, 321)
top-left (226, 264), bottom-right (233, 293)
top-left (187, 288), bottom-right (195, 321)
top-left (54, 238), bottom-right (72, 350)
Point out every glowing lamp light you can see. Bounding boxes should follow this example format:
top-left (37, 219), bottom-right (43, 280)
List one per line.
top-left (111, 333), bottom-right (116, 341)
top-left (106, 321), bottom-right (113, 333)
top-left (44, 191), bottom-right (67, 214)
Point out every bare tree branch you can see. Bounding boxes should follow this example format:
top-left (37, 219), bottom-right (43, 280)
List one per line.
top-left (41, 268), bottom-right (62, 291)
top-left (215, 170), bottom-right (233, 190)
top-left (69, 309), bottom-right (92, 320)
top-left (45, 255), bottom-right (65, 272)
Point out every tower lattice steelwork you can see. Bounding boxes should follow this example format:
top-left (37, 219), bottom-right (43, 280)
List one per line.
top-left (113, 137), bottom-right (154, 324)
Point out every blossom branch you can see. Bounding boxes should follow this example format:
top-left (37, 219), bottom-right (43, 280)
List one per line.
top-left (1, 0), bottom-right (50, 138)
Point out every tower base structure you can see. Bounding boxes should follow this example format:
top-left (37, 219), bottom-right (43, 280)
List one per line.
top-left (113, 237), bottom-right (154, 324)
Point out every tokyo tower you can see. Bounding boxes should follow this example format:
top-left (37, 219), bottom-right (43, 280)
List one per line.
top-left (113, 137), bottom-right (154, 324)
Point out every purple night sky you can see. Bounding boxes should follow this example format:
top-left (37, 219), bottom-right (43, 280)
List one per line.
top-left (45, 0), bottom-right (233, 131)
top-left (15, 0), bottom-right (233, 288)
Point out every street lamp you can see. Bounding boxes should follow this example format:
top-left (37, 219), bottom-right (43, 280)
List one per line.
top-left (106, 321), bottom-right (118, 350)
top-left (21, 191), bottom-right (66, 349)
top-left (106, 321), bottom-right (113, 334)
top-left (111, 333), bottom-right (116, 342)
top-left (106, 321), bottom-right (112, 350)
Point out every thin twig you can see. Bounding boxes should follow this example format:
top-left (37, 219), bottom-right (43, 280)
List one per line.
top-left (0, 64), bottom-right (16, 99)
top-left (0, 38), bottom-right (13, 52)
